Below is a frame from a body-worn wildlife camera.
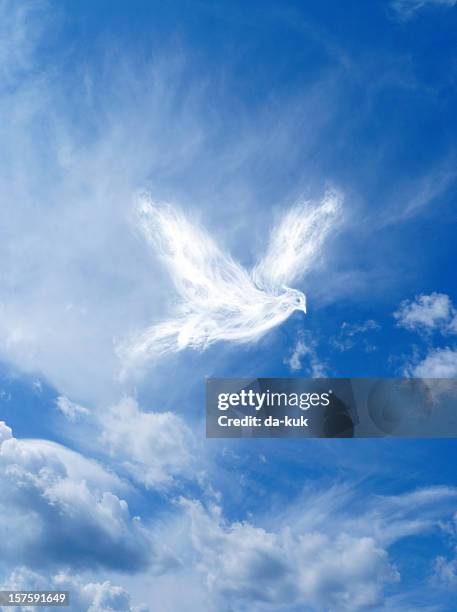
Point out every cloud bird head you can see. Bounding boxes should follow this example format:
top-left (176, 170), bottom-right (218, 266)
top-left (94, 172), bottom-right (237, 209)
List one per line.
top-left (281, 287), bottom-right (307, 314)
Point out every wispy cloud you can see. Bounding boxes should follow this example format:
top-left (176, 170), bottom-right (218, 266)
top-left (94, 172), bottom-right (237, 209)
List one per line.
top-left (284, 332), bottom-right (328, 376)
top-left (431, 555), bottom-right (457, 587)
top-left (377, 160), bottom-right (457, 227)
top-left (0, 0), bottom-right (49, 85)
top-left (251, 189), bottom-right (343, 290)
top-left (119, 191), bottom-right (341, 372)
top-left (55, 395), bottom-right (90, 422)
top-left (332, 319), bottom-right (380, 352)
top-left (391, 0), bottom-right (457, 20)
top-left (430, 512), bottom-right (457, 588)
top-left (0, 0), bottom-right (346, 402)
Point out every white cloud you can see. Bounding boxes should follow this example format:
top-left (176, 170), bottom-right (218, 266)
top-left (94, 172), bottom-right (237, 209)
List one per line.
top-left (410, 347), bottom-right (457, 377)
top-left (0, 1), bottom-right (218, 402)
top-left (1, 4), bottom-right (455, 609)
top-left (119, 191), bottom-right (341, 372)
top-left (391, 0), bottom-right (457, 20)
top-left (1, 566), bottom-right (148, 612)
top-left (430, 512), bottom-right (457, 588)
top-left (332, 319), bottom-right (380, 352)
top-left (0, 419), bottom-right (12, 443)
top-left (0, 0), bottom-right (389, 421)
top-left (0, 0), bottom-right (347, 401)
top-left (2, 416), bottom-right (457, 611)
top-left (56, 395), bottom-right (90, 421)
top-left (183, 499), bottom-right (396, 611)
top-left (394, 293), bottom-right (457, 334)
top-left (284, 332), bottom-right (328, 376)
top-left (448, 314), bottom-right (457, 334)
top-left (0, 0), bottom-right (48, 85)
top-left (341, 319), bottom-right (380, 335)
top-left (396, 294), bottom-right (457, 377)
top-left (182, 485), bottom-right (457, 611)
top-left (0, 420), bottom-right (153, 572)
top-left (285, 339), bottom-right (307, 371)
top-left (252, 189), bottom-right (343, 290)
top-left (52, 395), bottom-right (199, 490)
top-left (99, 397), bottom-right (198, 489)
top-left (431, 555), bottom-right (457, 588)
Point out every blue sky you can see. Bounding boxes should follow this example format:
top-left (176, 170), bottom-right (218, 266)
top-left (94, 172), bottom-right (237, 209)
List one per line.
top-left (1, 0), bottom-right (457, 610)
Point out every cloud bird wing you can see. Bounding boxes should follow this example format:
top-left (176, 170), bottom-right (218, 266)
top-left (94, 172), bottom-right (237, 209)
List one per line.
top-left (119, 196), bottom-right (269, 370)
top-left (135, 195), bottom-right (257, 309)
top-left (251, 190), bottom-right (343, 291)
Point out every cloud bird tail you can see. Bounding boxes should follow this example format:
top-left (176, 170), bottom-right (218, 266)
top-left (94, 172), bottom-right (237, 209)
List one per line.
top-left (118, 318), bottom-right (185, 377)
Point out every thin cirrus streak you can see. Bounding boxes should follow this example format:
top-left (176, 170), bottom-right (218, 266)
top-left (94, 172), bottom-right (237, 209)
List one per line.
top-left (118, 189), bottom-right (342, 371)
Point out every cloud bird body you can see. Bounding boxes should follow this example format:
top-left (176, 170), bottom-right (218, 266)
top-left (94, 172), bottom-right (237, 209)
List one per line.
top-left (120, 191), bottom-right (341, 369)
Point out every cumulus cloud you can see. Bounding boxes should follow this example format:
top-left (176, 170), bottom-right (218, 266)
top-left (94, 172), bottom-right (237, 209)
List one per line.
top-left (391, 0), bottom-right (457, 20)
top-left (53, 395), bottom-right (198, 490)
top-left (394, 293), bottom-right (457, 334)
top-left (409, 347), bottom-right (457, 377)
top-left (183, 500), bottom-right (396, 611)
top-left (99, 397), bottom-right (198, 489)
top-left (2, 415), bottom-right (457, 610)
top-left (1, 566), bottom-right (148, 612)
top-left (0, 420), bottom-right (153, 572)
top-left (395, 294), bottom-right (457, 377)
top-left (182, 485), bottom-right (457, 611)
top-left (119, 191), bottom-right (341, 371)
top-left (0, 419), bottom-right (12, 443)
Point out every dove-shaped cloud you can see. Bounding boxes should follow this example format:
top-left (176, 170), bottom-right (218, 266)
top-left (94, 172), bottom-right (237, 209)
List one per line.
top-left (119, 190), bottom-right (342, 371)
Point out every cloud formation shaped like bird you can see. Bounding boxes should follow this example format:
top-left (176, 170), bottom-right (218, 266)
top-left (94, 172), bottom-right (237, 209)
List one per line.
top-left (119, 190), bottom-right (342, 371)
